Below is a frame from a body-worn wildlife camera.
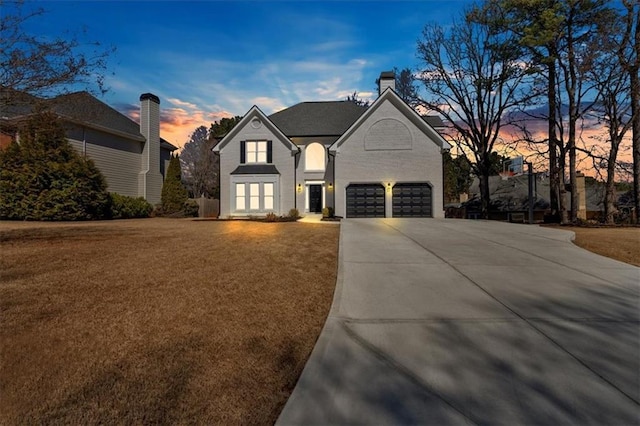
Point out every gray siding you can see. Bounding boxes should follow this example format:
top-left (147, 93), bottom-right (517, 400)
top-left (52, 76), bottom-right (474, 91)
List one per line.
top-left (334, 99), bottom-right (444, 218)
top-left (291, 136), bottom-right (336, 213)
top-left (219, 113), bottom-right (296, 217)
top-left (67, 127), bottom-right (143, 199)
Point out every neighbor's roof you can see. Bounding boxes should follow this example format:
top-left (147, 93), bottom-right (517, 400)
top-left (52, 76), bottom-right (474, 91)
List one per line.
top-left (47, 92), bottom-right (143, 140)
top-left (269, 101), bottom-right (367, 137)
top-left (1, 90), bottom-right (178, 150)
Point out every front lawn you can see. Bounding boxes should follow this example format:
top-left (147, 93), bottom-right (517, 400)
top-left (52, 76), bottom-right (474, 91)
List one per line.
top-left (564, 226), bottom-right (640, 267)
top-left (0, 219), bottom-right (339, 424)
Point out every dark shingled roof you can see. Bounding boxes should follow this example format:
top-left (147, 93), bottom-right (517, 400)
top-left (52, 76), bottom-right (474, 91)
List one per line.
top-left (269, 101), bottom-right (367, 137)
top-left (423, 115), bottom-right (444, 128)
top-left (46, 92), bottom-right (144, 140)
top-left (231, 164), bottom-right (280, 175)
top-left (1, 90), bottom-right (177, 150)
top-left (268, 99), bottom-right (444, 137)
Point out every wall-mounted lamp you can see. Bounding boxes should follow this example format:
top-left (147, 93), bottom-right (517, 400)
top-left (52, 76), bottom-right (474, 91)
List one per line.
top-left (387, 182), bottom-right (392, 192)
top-left (328, 182), bottom-right (333, 189)
top-left (297, 183), bottom-right (303, 193)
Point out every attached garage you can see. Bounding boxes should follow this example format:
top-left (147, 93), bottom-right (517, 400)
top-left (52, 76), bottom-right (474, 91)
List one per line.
top-left (346, 184), bottom-right (385, 218)
top-left (392, 183), bottom-right (432, 217)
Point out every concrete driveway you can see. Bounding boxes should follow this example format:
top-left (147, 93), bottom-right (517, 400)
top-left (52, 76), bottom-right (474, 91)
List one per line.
top-left (277, 219), bottom-right (640, 425)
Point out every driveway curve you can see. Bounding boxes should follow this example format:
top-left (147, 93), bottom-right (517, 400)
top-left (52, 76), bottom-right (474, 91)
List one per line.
top-left (277, 219), bottom-right (640, 425)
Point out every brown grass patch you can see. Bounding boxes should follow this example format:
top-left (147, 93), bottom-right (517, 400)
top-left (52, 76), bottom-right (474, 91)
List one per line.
top-left (0, 219), bottom-right (339, 424)
top-left (559, 226), bottom-right (640, 267)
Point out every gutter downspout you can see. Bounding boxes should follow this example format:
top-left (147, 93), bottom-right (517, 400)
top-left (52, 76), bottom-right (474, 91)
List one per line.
top-left (328, 149), bottom-right (336, 209)
top-left (294, 147), bottom-right (301, 209)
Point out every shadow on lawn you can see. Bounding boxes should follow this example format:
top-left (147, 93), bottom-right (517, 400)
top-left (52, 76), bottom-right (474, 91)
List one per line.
top-left (28, 336), bottom-right (202, 424)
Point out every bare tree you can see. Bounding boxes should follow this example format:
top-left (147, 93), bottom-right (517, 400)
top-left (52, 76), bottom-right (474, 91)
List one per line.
top-left (586, 19), bottom-right (634, 223)
top-left (180, 126), bottom-right (218, 198)
top-left (0, 0), bottom-right (113, 105)
top-left (344, 91), bottom-right (370, 107)
top-left (416, 4), bottom-right (535, 219)
top-left (615, 0), bottom-right (640, 224)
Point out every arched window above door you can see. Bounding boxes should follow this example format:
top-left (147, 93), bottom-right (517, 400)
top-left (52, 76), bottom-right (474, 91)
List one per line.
top-left (305, 143), bottom-right (325, 172)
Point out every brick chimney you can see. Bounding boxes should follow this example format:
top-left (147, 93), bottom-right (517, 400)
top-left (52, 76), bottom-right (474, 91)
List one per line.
top-left (138, 93), bottom-right (163, 205)
top-left (378, 71), bottom-right (395, 95)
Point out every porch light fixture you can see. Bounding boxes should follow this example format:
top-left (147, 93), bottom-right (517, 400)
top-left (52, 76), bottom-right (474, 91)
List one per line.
top-left (328, 182), bottom-right (333, 189)
top-left (387, 182), bottom-right (392, 192)
top-left (297, 183), bottom-right (302, 193)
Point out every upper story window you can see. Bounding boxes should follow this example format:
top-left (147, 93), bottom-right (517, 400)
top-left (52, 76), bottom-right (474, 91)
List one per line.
top-left (242, 140), bottom-right (272, 164)
top-left (305, 142), bottom-right (325, 172)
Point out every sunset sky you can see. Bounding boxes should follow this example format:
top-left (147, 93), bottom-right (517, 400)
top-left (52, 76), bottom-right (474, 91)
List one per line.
top-left (20, 0), bottom-right (475, 148)
top-left (15, 0), bottom-right (632, 179)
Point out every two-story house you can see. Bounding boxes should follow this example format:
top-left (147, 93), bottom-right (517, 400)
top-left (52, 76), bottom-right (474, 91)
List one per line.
top-left (213, 71), bottom-right (449, 218)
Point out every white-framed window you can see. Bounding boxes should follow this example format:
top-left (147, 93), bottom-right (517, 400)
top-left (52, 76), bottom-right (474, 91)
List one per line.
top-left (246, 141), bottom-right (267, 164)
top-left (305, 142), bottom-right (325, 171)
top-left (231, 176), bottom-right (279, 215)
top-left (235, 183), bottom-right (245, 211)
top-left (249, 183), bottom-right (260, 210)
top-left (264, 183), bottom-right (274, 210)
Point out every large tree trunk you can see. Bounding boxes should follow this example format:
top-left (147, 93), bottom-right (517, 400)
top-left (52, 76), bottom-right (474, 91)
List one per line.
top-left (631, 3), bottom-right (640, 224)
top-left (548, 62), bottom-right (560, 222)
top-left (479, 173), bottom-right (491, 220)
top-left (632, 59), bottom-right (640, 224)
top-left (558, 152), bottom-right (569, 224)
top-left (604, 142), bottom-right (620, 224)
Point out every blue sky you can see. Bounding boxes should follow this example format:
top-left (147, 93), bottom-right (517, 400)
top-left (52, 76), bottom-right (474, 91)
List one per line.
top-left (25, 0), bottom-right (474, 147)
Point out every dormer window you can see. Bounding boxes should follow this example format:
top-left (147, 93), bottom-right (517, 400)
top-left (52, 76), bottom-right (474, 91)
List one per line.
top-left (241, 140), bottom-right (272, 164)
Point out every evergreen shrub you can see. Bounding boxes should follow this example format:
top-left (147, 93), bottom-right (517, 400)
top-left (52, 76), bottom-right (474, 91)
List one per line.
top-left (0, 112), bottom-right (110, 220)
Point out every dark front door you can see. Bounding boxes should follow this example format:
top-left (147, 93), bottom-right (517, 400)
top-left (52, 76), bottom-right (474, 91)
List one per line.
top-left (309, 184), bottom-right (323, 213)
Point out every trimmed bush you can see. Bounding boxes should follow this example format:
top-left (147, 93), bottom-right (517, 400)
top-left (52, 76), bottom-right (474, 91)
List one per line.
top-left (288, 208), bottom-right (300, 219)
top-left (109, 193), bottom-right (153, 219)
top-left (183, 199), bottom-right (199, 217)
top-left (322, 207), bottom-right (334, 218)
top-left (265, 212), bottom-right (278, 222)
top-left (0, 112), bottom-right (110, 221)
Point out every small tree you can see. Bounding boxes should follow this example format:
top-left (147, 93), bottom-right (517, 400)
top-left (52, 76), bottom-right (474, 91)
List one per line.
top-left (161, 154), bottom-right (188, 214)
top-left (443, 151), bottom-right (473, 204)
top-left (0, 111), bottom-right (110, 220)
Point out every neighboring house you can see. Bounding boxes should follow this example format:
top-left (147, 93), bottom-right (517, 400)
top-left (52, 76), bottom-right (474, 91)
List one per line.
top-left (213, 71), bottom-right (450, 218)
top-left (1, 90), bottom-right (177, 205)
top-left (450, 173), bottom-right (608, 221)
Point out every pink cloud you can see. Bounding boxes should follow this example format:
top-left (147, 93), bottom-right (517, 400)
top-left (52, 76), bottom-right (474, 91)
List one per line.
top-left (118, 102), bottom-right (234, 150)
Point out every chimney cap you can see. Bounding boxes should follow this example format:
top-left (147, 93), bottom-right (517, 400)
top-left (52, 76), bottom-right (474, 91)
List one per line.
top-left (140, 93), bottom-right (160, 104)
top-left (379, 71), bottom-right (395, 79)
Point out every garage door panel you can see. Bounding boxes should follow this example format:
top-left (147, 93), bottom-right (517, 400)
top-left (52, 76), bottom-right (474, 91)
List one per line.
top-left (346, 184), bottom-right (385, 218)
top-left (393, 183), bottom-right (432, 217)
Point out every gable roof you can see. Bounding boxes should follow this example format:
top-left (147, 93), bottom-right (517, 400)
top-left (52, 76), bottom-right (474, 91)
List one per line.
top-left (1, 90), bottom-right (177, 151)
top-left (47, 92), bottom-right (145, 141)
top-left (212, 105), bottom-right (298, 153)
top-left (330, 88), bottom-right (451, 152)
top-left (269, 101), bottom-right (367, 137)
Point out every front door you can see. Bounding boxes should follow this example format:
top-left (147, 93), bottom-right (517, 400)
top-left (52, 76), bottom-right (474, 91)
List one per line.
top-left (309, 184), bottom-right (323, 213)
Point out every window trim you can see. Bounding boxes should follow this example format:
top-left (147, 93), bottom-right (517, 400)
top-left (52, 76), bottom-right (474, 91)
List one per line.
top-left (304, 142), bottom-right (326, 172)
top-left (230, 175), bottom-right (279, 215)
top-left (242, 140), bottom-right (272, 165)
